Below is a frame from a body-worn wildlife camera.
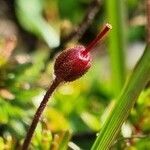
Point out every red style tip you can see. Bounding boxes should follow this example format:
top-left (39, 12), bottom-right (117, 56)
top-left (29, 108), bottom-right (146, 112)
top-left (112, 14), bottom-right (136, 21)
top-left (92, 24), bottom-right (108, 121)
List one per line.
top-left (83, 23), bottom-right (112, 55)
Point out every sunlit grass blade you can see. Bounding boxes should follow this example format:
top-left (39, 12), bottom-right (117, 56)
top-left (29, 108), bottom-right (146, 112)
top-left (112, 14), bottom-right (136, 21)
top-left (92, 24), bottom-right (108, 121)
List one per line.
top-left (106, 0), bottom-right (126, 96)
top-left (91, 44), bottom-right (150, 150)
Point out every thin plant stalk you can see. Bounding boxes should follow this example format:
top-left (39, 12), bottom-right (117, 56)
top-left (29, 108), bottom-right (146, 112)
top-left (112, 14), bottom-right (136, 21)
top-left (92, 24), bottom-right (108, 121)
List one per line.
top-left (22, 78), bottom-right (61, 150)
top-left (106, 0), bottom-right (126, 96)
top-left (21, 24), bottom-right (111, 150)
top-left (91, 44), bottom-right (150, 150)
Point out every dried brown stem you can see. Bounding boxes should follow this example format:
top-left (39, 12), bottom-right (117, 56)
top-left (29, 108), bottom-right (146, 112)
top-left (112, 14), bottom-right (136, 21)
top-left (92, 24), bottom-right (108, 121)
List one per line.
top-left (65, 0), bottom-right (102, 42)
top-left (22, 78), bottom-right (61, 150)
top-left (49, 0), bottom-right (102, 59)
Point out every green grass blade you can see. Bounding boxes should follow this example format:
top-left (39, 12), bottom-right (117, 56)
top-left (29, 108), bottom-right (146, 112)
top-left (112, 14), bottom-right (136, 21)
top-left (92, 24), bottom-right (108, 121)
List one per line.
top-left (58, 131), bottom-right (71, 150)
top-left (91, 44), bottom-right (150, 150)
top-left (106, 0), bottom-right (126, 96)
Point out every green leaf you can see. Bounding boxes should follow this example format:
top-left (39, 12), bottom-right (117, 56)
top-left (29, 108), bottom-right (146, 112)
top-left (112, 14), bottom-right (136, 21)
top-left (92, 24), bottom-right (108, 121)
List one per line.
top-left (106, 0), bottom-right (126, 96)
top-left (11, 50), bottom-right (49, 84)
top-left (57, 130), bottom-right (71, 150)
top-left (58, 0), bottom-right (84, 23)
top-left (92, 44), bottom-right (150, 150)
top-left (81, 112), bottom-right (100, 131)
top-left (0, 137), bottom-right (5, 149)
top-left (16, 0), bottom-right (60, 48)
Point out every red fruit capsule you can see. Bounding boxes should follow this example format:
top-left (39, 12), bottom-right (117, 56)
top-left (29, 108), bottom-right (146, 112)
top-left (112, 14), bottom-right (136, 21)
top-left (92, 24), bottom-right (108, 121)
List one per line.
top-left (54, 23), bottom-right (112, 82)
top-left (54, 45), bottom-right (91, 81)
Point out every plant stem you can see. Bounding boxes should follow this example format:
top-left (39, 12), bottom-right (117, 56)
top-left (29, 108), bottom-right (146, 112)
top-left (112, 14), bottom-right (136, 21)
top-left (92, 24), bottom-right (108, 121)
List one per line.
top-left (63, 0), bottom-right (102, 43)
top-left (22, 78), bottom-right (61, 150)
top-left (84, 23), bottom-right (112, 54)
top-left (49, 0), bottom-right (102, 59)
top-left (106, 0), bottom-right (126, 96)
top-left (91, 44), bottom-right (150, 150)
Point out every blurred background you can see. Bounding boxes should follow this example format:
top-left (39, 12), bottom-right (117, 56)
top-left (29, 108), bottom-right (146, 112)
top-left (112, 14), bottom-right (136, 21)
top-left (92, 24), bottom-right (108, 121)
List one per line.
top-left (0, 0), bottom-right (149, 149)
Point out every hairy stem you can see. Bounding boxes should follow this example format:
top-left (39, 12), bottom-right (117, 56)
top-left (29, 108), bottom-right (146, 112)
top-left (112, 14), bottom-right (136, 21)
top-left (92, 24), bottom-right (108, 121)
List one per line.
top-left (91, 44), bottom-right (150, 150)
top-left (22, 78), bottom-right (61, 150)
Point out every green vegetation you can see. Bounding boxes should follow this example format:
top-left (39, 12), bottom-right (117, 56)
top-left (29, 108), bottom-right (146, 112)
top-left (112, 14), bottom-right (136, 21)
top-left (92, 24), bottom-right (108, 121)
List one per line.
top-left (0, 0), bottom-right (149, 149)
